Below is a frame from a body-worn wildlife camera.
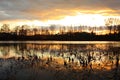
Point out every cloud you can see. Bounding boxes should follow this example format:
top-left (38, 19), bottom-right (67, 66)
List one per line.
top-left (0, 0), bottom-right (120, 22)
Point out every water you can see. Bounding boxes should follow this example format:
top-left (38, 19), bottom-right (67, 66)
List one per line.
top-left (0, 41), bottom-right (120, 80)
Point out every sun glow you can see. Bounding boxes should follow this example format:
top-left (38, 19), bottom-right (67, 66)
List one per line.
top-left (21, 15), bottom-right (120, 27)
top-left (42, 14), bottom-right (106, 27)
top-left (53, 14), bottom-right (106, 27)
top-left (3, 13), bottom-right (106, 27)
top-left (1, 13), bottom-right (120, 29)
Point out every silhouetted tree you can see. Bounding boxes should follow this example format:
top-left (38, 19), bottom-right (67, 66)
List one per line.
top-left (0, 24), bottom-right (10, 33)
top-left (14, 26), bottom-right (20, 35)
top-left (19, 25), bottom-right (29, 36)
top-left (105, 18), bottom-right (114, 34)
top-left (117, 25), bottom-right (120, 33)
top-left (49, 25), bottom-right (56, 34)
top-left (33, 28), bottom-right (38, 35)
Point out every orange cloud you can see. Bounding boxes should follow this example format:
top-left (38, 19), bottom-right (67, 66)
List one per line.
top-left (24, 7), bottom-right (119, 21)
top-left (0, 0), bottom-right (120, 25)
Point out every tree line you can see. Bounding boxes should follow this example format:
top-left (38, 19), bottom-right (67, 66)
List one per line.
top-left (0, 17), bottom-right (120, 41)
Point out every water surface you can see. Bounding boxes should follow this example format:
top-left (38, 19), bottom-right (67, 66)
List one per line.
top-left (0, 41), bottom-right (120, 80)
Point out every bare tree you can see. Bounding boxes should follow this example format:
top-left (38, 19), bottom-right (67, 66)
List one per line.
top-left (117, 25), bottom-right (120, 33)
top-left (14, 26), bottom-right (20, 35)
top-left (19, 25), bottom-right (29, 36)
top-left (33, 28), bottom-right (38, 35)
top-left (105, 18), bottom-right (120, 34)
top-left (49, 25), bottom-right (56, 34)
top-left (0, 24), bottom-right (10, 33)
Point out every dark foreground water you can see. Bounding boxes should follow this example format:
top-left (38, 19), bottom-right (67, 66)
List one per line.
top-left (0, 41), bottom-right (120, 80)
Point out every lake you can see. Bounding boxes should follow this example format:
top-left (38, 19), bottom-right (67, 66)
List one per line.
top-left (0, 41), bottom-right (120, 80)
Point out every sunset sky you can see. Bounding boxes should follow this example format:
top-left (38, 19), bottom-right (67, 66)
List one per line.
top-left (0, 0), bottom-right (120, 27)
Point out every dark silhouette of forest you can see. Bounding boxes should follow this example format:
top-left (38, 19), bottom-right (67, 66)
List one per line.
top-left (0, 31), bottom-right (120, 41)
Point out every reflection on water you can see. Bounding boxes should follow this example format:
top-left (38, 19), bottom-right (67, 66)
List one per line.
top-left (0, 41), bottom-right (119, 69)
top-left (0, 41), bottom-right (120, 80)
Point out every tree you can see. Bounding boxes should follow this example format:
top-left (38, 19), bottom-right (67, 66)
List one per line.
top-left (105, 18), bottom-right (120, 34)
top-left (105, 18), bottom-right (114, 34)
top-left (19, 25), bottom-right (28, 36)
top-left (113, 18), bottom-right (120, 34)
top-left (117, 25), bottom-right (120, 33)
top-left (33, 28), bottom-right (38, 35)
top-left (49, 25), bottom-right (56, 34)
top-left (14, 26), bottom-right (20, 35)
top-left (49, 25), bottom-right (56, 31)
top-left (0, 24), bottom-right (10, 33)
